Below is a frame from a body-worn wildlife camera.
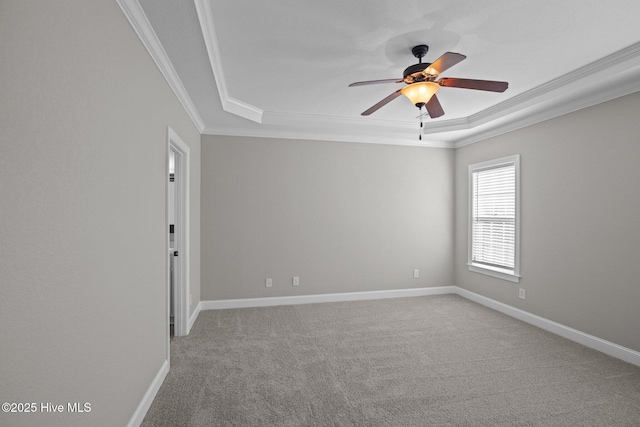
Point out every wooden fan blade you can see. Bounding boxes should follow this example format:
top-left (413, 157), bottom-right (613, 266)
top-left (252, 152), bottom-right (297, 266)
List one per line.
top-left (427, 52), bottom-right (466, 75)
top-left (361, 89), bottom-right (403, 116)
top-left (425, 94), bottom-right (444, 118)
top-left (438, 77), bottom-right (508, 92)
top-left (349, 78), bottom-right (403, 87)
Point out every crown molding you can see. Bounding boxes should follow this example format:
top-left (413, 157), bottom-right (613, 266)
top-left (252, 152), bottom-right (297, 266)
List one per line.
top-left (475, 43), bottom-right (640, 123)
top-left (454, 73), bottom-right (640, 148)
top-left (125, 1), bottom-right (640, 148)
top-left (116, 0), bottom-right (205, 132)
top-left (453, 41), bottom-right (640, 148)
top-left (202, 108), bottom-right (454, 147)
top-left (198, 39), bottom-right (640, 148)
top-left (194, 0), bottom-right (263, 123)
top-left (201, 123), bottom-right (453, 148)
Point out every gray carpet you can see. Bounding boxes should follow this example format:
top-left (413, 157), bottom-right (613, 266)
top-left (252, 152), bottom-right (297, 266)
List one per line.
top-left (142, 294), bottom-right (640, 426)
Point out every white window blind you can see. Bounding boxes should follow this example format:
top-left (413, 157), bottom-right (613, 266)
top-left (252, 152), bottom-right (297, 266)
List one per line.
top-left (468, 155), bottom-right (520, 282)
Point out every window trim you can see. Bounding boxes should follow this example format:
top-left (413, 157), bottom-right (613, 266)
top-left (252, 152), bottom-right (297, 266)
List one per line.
top-left (467, 155), bottom-right (521, 283)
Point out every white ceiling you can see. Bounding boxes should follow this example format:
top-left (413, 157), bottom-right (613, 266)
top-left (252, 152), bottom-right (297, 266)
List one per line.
top-left (124, 0), bottom-right (640, 147)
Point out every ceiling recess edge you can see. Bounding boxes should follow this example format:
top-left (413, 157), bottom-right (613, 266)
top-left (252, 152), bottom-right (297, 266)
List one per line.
top-left (116, 0), bottom-right (205, 132)
top-left (120, 0), bottom-right (640, 148)
top-left (194, 0), bottom-right (263, 123)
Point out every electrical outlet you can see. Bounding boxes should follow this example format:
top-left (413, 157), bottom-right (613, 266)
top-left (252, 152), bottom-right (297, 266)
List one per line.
top-left (519, 288), bottom-right (526, 300)
top-left (265, 278), bottom-right (272, 288)
top-left (292, 276), bottom-right (300, 286)
top-left (413, 269), bottom-right (420, 278)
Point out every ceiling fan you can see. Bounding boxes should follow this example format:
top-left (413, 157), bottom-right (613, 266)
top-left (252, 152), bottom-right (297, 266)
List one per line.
top-left (349, 44), bottom-right (509, 119)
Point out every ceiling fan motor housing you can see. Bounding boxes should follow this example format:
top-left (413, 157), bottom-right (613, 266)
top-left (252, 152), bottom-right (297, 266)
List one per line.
top-left (403, 63), bottom-right (431, 82)
top-left (403, 45), bottom-right (435, 83)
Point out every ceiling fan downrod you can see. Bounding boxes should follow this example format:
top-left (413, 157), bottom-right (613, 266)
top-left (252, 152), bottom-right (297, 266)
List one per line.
top-left (411, 45), bottom-right (429, 64)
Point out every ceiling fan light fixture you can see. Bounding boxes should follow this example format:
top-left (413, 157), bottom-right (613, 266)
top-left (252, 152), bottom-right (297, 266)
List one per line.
top-left (401, 81), bottom-right (440, 106)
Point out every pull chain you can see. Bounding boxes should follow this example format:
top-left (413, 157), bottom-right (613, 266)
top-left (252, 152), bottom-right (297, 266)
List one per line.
top-left (419, 105), bottom-right (423, 140)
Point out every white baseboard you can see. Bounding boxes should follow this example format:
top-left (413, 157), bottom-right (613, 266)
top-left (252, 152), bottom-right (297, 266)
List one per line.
top-left (198, 286), bottom-right (640, 367)
top-left (455, 287), bottom-right (640, 367)
top-left (188, 301), bottom-right (201, 334)
top-left (134, 284), bottom-right (638, 427)
top-left (200, 286), bottom-right (456, 310)
top-left (128, 359), bottom-right (169, 427)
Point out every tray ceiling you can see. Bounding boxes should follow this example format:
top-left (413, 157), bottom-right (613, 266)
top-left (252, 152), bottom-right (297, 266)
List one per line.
top-left (121, 0), bottom-right (640, 147)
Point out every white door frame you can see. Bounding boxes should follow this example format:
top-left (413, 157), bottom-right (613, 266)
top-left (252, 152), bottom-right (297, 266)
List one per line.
top-left (167, 127), bottom-right (190, 342)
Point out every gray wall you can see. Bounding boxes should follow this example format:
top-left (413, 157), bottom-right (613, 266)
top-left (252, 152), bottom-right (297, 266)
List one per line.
top-left (0, 1), bottom-right (200, 426)
top-left (201, 136), bottom-right (454, 300)
top-left (455, 91), bottom-right (640, 353)
top-left (2, 2), bottom-right (638, 425)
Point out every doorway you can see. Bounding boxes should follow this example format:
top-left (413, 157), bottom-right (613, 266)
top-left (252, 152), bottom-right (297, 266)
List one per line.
top-left (167, 127), bottom-right (190, 350)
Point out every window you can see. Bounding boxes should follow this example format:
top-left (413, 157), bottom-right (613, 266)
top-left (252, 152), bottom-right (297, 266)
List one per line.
top-left (468, 155), bottom-right (520, 282)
